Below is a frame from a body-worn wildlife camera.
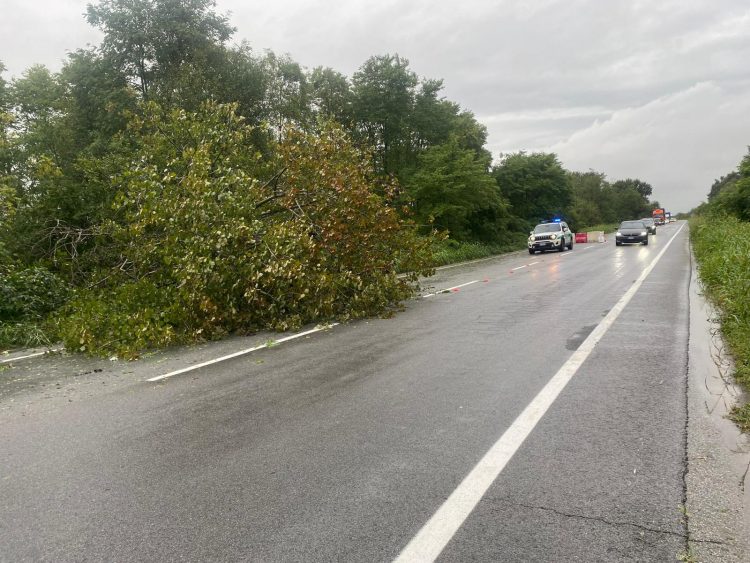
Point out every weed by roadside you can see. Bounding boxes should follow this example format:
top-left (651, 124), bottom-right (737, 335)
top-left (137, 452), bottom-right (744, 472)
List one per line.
top-left (0, 320), bottom-right (56, 352)
top-left (691, 215), bottom-right (750, 432)
top-left (677, 547), bottom-right (698, 563)
top-left (430, 237), bottom-right (526, 267)
top-left (729, 404), bottom-right (750, 433)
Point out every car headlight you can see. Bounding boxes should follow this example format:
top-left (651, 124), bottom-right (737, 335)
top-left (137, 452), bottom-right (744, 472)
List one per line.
top-left (616, 231), bottom-right (622, 236)
top-left (641, 231), bottom-right (647, 236)
top-left (528, 236), bottom-right (534, 242)
top-left (550, 233), bottom-right (557, 240)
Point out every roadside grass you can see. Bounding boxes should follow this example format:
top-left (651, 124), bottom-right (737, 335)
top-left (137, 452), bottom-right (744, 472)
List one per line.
top-left (690, 215), bottom-right (750, 432)
top-left (429, 236), bottom-right (527, 267)
top-left (0, 321), bottom-right (57, 353)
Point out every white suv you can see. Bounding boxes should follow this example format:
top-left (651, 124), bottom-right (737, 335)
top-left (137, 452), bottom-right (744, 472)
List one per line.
top-left (528, 221), bottom-right (573, 254)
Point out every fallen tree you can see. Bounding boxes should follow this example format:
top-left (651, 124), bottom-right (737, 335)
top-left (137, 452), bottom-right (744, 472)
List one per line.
top-left (57, 102), bottom-right (434, 357)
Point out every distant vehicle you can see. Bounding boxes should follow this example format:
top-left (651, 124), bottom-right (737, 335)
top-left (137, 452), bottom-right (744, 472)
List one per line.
top-left (528, 220), bottom-right (573, 254)
top-left (640, 217), bottom-right (657, 234)
top-left (652, 208), bottom-right (666, 225)
top-left (616, 220), bottom-right (649, 246)
top-left (665, 211), bottom-right (672, 222)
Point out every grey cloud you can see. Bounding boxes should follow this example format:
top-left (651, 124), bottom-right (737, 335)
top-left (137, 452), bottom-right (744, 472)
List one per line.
top-left (549, 81), bottom-right (750, 212)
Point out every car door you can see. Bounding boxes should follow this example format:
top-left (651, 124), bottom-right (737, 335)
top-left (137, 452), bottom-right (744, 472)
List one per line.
top-left (562, 223), bottom-right (571, 243)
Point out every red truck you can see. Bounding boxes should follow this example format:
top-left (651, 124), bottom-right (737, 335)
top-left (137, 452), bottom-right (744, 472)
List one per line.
top-left (652, 208), bottom-right (666, 225)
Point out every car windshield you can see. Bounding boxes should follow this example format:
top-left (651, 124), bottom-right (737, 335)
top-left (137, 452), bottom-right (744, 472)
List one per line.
top-left (641, 218), bottom-right (654, 224)
top-left (621, 221), bottom-right (645, 229)
top-left (534, 223), bottom-right (562, 233)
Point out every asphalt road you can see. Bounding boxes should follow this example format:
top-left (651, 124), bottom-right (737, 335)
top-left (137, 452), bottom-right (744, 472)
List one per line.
top-left (0, 222), bottom-right (713, 561)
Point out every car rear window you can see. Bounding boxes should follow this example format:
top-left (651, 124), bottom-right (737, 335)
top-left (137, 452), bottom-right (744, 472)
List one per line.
top-left (621, 221), bottom-right (645, 228)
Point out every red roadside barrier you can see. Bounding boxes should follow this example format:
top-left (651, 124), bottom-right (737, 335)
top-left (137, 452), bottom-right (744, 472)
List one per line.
top-left (575, 232), bottom-right (588, 243)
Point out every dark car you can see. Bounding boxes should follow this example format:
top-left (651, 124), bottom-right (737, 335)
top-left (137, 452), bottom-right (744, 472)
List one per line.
top-left (640, 217), bottom-right (657, 234)
top-left (616, 221), bottom-right (649, 246)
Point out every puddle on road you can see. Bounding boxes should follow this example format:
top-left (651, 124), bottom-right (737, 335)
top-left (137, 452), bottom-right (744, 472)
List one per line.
top-left (566, 325), bottom-right (598, 350)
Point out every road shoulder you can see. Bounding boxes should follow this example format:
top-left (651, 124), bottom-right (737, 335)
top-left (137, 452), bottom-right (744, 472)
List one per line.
top-left (687, 253), bottom-right (750, 561)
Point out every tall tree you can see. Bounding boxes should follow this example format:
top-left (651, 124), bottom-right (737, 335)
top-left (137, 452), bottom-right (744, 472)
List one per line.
top-left (8, 66), bottom-right (68, 191)
top-left (59, 49), bottom-right (135, 155)
top-left (406, 138), bottom-right (509, 241)
top-left (611, 178), bottom-right (653, 219)
top-left (0, 61), bottom-right (19, 265)
top-left (715, 149), bottom-right (750, 220)
top-left (86, 0), bottom-right (234, 102)
top-left (566, 171), bottom-right (616, 229)
top-left (708, 171), bottom-right (740, 201)
top-left (611, 178), bottom-right (652, 199)
top-left (259, 51), bottom-right (311, 135)
top-left (352, 54), bottom-right (418, 176)
top-left (309, 66), bottom-right (352, 125)
top-left (0, 61), bottom-right (15, 186)
top-left (492, 152), bottom-right (571, 225)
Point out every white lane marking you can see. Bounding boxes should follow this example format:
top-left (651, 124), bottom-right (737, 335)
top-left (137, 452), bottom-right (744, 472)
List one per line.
top-left (147, 324), bottom-right (338, 382)
top-left (422, 280), bottom-right (479, 298)
top-left (510, 260), bottom-right (539, 272)
top-left (394, 223), bottom-right (685, 563)
top-left (0, 348), bottom-right (63, 364)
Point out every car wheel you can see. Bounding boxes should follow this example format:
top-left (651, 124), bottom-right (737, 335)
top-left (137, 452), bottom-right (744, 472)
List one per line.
top-left (528, 249), bottom-right (535, 255)
top-left (568, 240), bottom-right (573, 250)
top-left (558, 243), bottom-right (564, 252)
top-left (616, 241), bottom-right (621, 246)
top-left (643, 239), bottom-right (649, 246)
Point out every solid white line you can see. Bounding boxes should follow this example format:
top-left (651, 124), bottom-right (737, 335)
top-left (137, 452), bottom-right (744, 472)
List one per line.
top-left (510, 264), bottom-right (527, 271)
top-left (422, 280), bottom-right (480, 298)
top-left (146, 324), bottom-right (338, 382)
top-left (394, 223), bottom-right (685, 563)
top-left (0, 348), bottom-right (63, 364)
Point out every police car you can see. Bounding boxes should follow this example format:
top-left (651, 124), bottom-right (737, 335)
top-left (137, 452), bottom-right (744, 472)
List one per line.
top-left (528, 220), bottom-right (574, 254)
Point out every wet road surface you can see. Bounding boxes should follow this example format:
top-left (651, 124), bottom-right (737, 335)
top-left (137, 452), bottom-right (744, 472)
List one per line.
top-left (1, 222), bottom-right (736, 561)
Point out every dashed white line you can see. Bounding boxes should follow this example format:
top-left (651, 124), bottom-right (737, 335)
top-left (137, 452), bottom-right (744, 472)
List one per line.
top-left (147, 324), bottom-right (338, 382)
top-left (422, 280), bottom-right (479, 298)
top-left (393, 223), bottom-right (685, 563)
top-left (0, 348), bottom-right (63, 364)
top-left (511, 260), bottom-right (540, 272)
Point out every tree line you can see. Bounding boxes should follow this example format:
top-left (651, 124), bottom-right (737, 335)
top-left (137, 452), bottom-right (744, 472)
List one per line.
top-left (0, 0), bottom-right (658, 356)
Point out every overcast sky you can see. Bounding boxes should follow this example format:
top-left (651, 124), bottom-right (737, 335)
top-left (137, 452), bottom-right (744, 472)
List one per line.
top-left (2, 0), bottom-right (749, 212)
